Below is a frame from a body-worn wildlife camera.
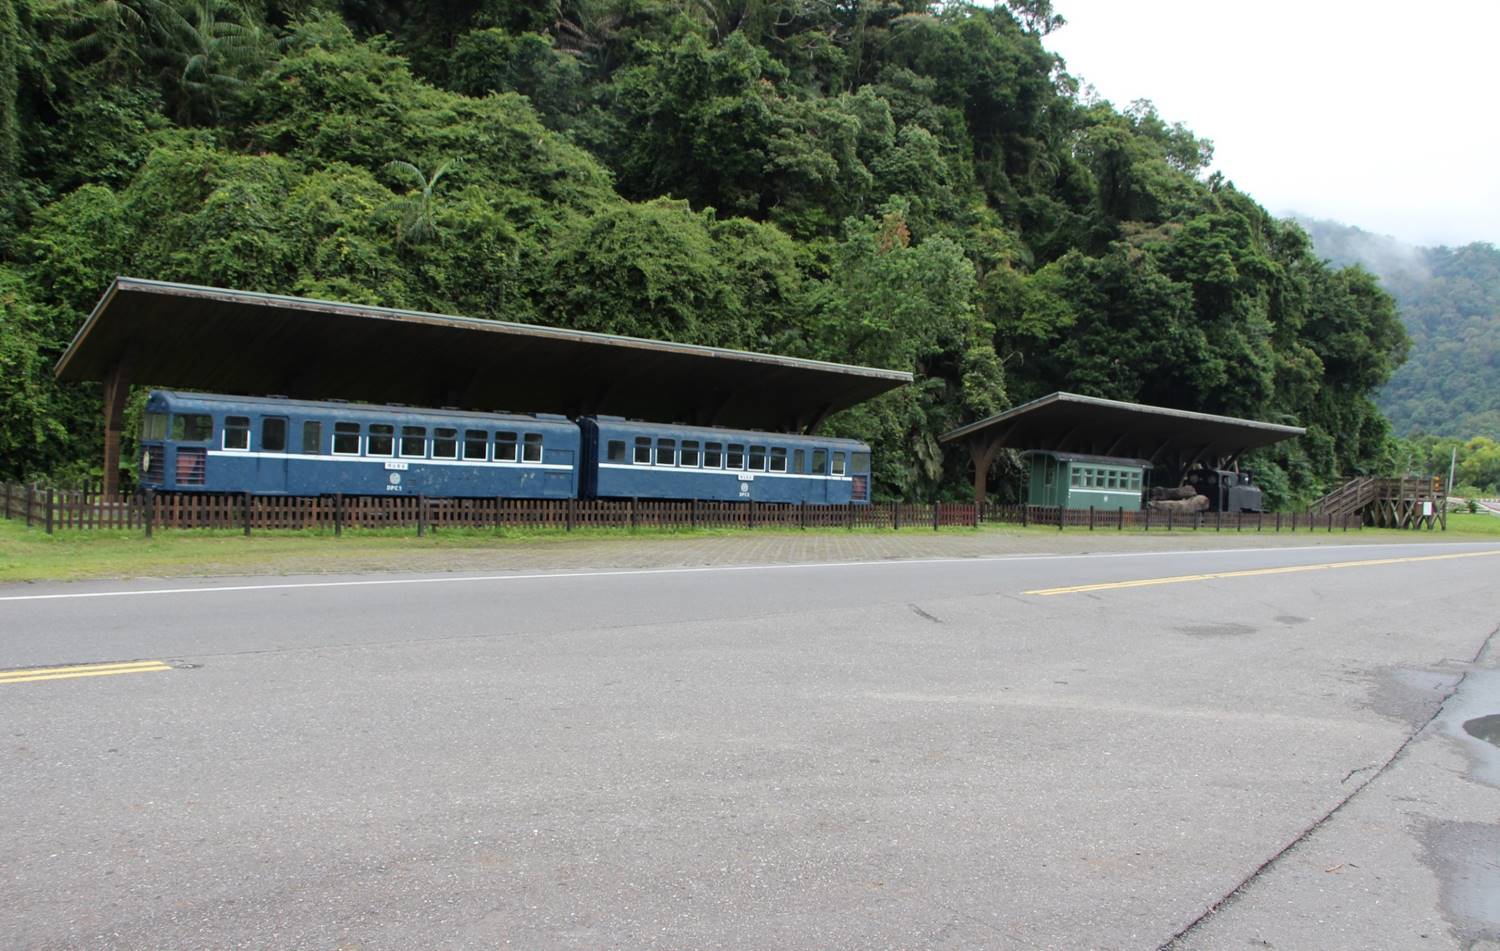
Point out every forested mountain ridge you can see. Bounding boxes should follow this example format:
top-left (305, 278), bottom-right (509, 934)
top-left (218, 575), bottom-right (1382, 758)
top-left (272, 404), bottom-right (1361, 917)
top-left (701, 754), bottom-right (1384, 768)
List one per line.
top-left (1297, 217), bottom-right (1500, 440)
top-left (0, 0), bottom-right (1407, 504)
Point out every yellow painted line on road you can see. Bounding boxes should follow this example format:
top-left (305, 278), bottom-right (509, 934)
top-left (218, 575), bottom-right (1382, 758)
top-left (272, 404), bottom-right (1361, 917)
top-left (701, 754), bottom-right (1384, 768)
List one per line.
top-left (0, 659), bottom-right (172, 685)
top-left (1024, 549), bottom-right (1500, 597)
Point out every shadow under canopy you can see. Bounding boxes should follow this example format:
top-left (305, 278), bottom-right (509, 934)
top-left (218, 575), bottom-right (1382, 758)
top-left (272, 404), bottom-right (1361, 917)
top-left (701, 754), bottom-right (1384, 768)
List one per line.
top-left (940, 392), bottom-right (1305, 504)
top-left (57, 278), bottom-right (913, 492)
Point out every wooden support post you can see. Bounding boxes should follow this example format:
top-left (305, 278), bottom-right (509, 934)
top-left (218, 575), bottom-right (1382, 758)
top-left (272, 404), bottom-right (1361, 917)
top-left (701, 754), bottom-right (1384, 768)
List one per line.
top-left (1143, 507), bottom-right (1150, 532)
top-left (143, 489), bottom-right (154, 538)
top-left (932, 502), bottom-right (939, 532)
top-left (1089, 505), bottom-right (1095, 531)
top-left (1215, 509), bottom-right (1221, 532)
top-left (1057, 507), bottom-right (1063, 531)
top-left (801, 500), bottom-right (808, 530)
top-left (1022, 504), bottom-right (1029, 528)
top-left (1275, 512), bottom-right (1282, 532)
top-left (631, 497), bottom-right (638, 530)
top-left (417, 495), bottom-right (426, 536)
top-left (333, 493), bottom-right (343, 536)
top-left (25, 483), bottom-right (34, 527)
top-left (973, 502), bottom-right (980, 529)
top-left (691, 498), bottom-right (699, 529)
top-left (1118, 507), bottom-right (1124, 531)
top-left (2, 482), bottom-right (10, 519)
top-left (893, 504), bottom-right (900, 531)
top-left (100, 358), bottom-right (132, 496)
top-left (846, 503), bottom-right (853, 531)
top-left (243, 492), bottom-right (252, 536)
top-left (1167, 509), bottom-right (1174, 532)
top-left (45, 488), bottom-right (55, 535)
top-left (1257, 512), bottom-right (1263, 532)
top-left (567, 497), bottom-right (576, 532)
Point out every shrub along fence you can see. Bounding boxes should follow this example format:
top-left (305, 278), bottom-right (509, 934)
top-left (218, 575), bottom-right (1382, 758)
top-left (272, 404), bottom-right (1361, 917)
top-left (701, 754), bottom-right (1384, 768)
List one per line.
top-left (1, 482), bottom-right (1363, 537)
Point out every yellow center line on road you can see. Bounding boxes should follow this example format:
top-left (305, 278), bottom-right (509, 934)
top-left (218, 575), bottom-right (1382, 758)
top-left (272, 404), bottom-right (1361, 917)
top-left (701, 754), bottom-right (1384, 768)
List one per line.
top-left (0, 659), bottom-right (173, 685)
top-left (1024, 549), bottom-right (1500, 597)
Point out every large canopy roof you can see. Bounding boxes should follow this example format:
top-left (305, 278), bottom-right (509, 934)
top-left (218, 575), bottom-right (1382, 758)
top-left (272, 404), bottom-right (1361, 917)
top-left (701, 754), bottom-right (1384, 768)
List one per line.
top-left (56, 278), bottom-right (911, 432)
top-left (941, 391), bottom-right (1304, 475)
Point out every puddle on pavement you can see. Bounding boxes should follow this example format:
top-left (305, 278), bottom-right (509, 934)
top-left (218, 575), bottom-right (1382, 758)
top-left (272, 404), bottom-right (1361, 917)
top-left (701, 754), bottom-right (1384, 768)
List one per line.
top-left (1462, 713), bottom-right (1500, 749)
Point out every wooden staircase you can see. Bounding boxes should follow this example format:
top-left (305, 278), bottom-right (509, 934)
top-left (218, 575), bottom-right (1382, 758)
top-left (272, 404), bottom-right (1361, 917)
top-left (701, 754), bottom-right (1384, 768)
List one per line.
top-left (1310, 476), bottom-right (1446, 529)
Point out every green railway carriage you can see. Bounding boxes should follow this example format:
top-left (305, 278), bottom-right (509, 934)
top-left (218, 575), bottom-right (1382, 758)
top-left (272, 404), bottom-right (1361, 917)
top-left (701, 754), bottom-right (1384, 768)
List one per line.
top-left (1023, 451), bottom-right (1148, 510)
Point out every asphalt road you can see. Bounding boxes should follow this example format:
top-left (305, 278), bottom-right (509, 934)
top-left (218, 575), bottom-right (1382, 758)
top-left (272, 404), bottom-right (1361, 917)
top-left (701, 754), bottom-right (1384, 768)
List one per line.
top-left (2, 541), bottom-right (1499, 949)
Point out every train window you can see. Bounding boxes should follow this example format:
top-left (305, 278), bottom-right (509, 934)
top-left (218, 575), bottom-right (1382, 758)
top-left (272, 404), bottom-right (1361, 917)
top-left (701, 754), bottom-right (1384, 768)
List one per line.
top-left (496, 431), bottom-right (519, 462)
top-left (748, 445), bottom-right (766, 470)
top-left (793, 449), bottom-right (805, 473)
top-left (727, 444), bottom-right (745, 469)
top-left (1131, 471), bottom-right (1143, 490)
top-left (852, 452), bottom-right (870, 473)
top-left (1107, 471), bottom-right (1119, 489)
top-left (704, 442), bottom-right (723, 468)
top-left (634, 437), bottom-right (652, 464)
top-left (812, 449), bottom-right (827, 475)
top-left (368, 424), bottom-right (395, 456)
top-left (831, 452), bottom-right (846, 476)
top-left (607, 440), bottom-right (626, 463)
top-left (523, 433), bottom-right (543, 463)
top-left (656, 438), bottom-right (676, 466)
top-left (302, 421), bottom-right (322, 454)
top-left (400, 425), bottom-right (427, 457)
top-left (433, 427), bottom-right (458, 459)
top-left (1070, 468), bottom-right (1081, 487)
top-left (681, 440), bottom-right (700, 467)
top-left (142, 412), bottom-right (167, 440)
top-left (223, 416), bottom-right (251, 451)
top-left (463, 430), bottom-right (488, 461)
top-left (333, 421), bottom-right (360, 455)
top-left (172, 413), bottom-right (212, 442)
top-left (769, 448), bottom-right (787, 472)
top-left (262, 417), bottom-right (287, 452)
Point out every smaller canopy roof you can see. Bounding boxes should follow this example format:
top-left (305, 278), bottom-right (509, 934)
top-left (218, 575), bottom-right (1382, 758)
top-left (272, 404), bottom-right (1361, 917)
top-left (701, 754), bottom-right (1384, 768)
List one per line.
top-left (56, 278), bottom-right (912, 433)
top-left (941, 392), bottom-right (1304, 476)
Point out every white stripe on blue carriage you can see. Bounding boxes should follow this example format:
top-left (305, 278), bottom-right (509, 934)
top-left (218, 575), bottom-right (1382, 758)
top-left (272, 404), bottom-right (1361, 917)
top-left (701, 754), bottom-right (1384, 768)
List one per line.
top-left (206, 450), bottom-right (574, 471)
top-left (596, 463), bottom-right (852, 482)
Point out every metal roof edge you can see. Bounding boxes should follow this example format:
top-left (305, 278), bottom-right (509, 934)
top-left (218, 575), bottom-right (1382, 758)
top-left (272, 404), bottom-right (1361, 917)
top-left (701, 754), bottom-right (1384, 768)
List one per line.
top-left (92, 277), bottom-right (913, 384)
top-left (53, 276), bottom-right (124, 379)
top-left (939, 391), bottom-right (1306, 443)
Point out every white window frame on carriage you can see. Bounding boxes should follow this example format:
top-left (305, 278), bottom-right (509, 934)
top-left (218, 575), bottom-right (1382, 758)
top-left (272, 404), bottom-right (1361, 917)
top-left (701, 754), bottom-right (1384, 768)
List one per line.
top-left (222, 415), bottom-right (251, 452)
top-left (332, 421), bottom-right (362, 456)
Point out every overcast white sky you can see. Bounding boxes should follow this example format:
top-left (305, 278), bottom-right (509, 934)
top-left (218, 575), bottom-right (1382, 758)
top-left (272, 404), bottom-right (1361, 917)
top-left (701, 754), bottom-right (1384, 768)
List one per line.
top-left (1042, 1), bottom-right (1500, 248)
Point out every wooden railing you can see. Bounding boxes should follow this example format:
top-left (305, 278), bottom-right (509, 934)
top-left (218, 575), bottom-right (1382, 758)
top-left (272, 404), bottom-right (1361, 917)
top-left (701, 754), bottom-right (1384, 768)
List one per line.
top-left (1, 484), bottom-right (1363, 537)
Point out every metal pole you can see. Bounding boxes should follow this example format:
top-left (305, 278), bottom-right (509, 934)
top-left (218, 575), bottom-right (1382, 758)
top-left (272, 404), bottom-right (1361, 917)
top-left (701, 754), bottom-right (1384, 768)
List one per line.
top-left (1447, 447), bottom-right (1457, 502)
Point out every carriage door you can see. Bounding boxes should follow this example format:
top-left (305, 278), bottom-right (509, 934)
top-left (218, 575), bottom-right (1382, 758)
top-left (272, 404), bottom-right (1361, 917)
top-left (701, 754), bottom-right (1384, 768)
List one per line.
top-left (257, 416), bottom-right (290, 492)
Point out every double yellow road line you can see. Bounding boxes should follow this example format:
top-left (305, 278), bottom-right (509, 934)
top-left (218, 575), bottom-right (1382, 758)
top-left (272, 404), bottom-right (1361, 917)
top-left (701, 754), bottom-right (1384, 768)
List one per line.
top-left (1025, 548), bottom-right (1500, 597)
top-left (0, 659), bottom-right (173, 686)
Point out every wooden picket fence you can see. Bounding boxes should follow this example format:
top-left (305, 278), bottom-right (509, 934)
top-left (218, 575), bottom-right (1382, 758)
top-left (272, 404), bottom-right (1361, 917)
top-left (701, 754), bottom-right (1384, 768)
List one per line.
top-left (0, 483), bottom-right (1363, 536)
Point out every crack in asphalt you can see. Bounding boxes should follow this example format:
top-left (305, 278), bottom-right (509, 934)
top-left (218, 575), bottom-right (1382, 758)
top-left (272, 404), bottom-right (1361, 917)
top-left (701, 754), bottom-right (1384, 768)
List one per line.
top-left (1157, 617), bottom-right (1500, 950)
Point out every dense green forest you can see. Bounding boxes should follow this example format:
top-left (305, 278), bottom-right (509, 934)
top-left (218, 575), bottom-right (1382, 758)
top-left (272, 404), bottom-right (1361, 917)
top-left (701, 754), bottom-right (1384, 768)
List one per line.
top-left (0, 0), bottom-right (1410, 504)
top-left (1298, 217), bottom-right (1500, 442)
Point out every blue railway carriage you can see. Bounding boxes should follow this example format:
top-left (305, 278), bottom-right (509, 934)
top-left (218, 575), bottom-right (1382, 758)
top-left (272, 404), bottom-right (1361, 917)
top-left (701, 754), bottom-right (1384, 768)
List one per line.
top-left (580, 417), bottom-right (872, 504)
top-left (137, 391), bottom-right (580, 498)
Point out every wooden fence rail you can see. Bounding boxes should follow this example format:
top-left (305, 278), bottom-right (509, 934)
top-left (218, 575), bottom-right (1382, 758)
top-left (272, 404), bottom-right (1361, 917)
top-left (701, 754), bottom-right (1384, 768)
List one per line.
top-left (0, 484), bottom-right (1365, 536)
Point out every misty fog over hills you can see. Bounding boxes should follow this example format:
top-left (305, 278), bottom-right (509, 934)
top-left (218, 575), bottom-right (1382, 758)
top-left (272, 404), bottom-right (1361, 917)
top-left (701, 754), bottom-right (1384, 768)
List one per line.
top-left (1296, 217), bottom-right (1500, 439)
